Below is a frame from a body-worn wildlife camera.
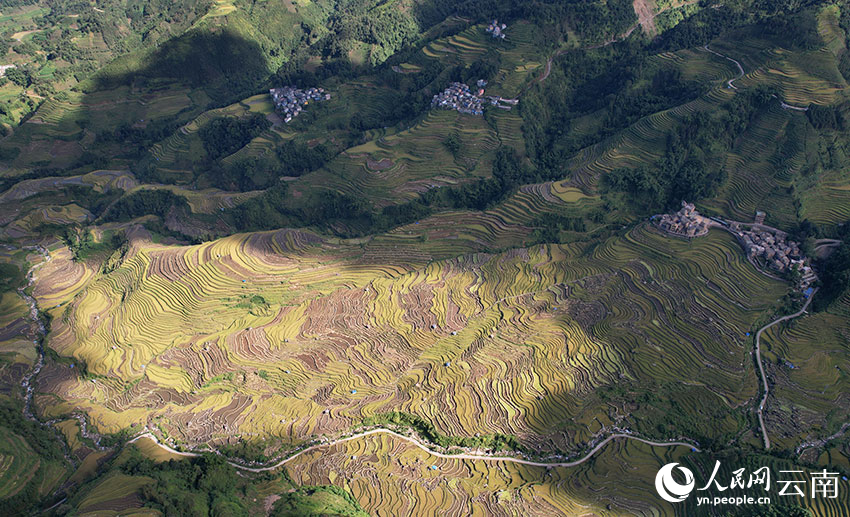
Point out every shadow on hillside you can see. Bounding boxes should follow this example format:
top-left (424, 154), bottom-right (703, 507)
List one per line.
top-left (0, 23), bottom-right (422, 238)
top-left (91, 28), bottom-right (271, 100)
top-left (0, 27), bottom-right (273, 181)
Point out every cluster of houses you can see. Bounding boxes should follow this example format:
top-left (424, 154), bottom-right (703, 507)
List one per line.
top-left (269, 86), bottom-right (330, 123)
top-left (654, 202), bottom-right (712, 238)
top-left (654, 202), bottom-right (818, 289)
top-left (432, 82), bottom-right (485, 115)
top-left (733, 225), bottom-right (815, 284)
top-left (486, 20), bottom-right (507, 39)
top-left (431, 81), bottom-right (520, 115)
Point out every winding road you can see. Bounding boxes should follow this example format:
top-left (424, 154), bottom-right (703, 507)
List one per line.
top-left (702, 45), bottom-right (745, 89)
top-left (754, 288), bottom-right (818, 450)
top-left (129, 429), bottom-right (700, 473)
top-left (703, 44), bottom-right (809, 111)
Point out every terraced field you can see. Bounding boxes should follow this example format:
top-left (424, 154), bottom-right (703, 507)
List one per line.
top-left (421, 29), bottom-right (484, 64)
top-left (706, 102), bottom-right (801, 227)
top-left (270, 21), bottom-right (548, 209)
top-left (564, 84), bottom-right (734, 192)
top-left (2, 204), bottom-right (92, 239)
top-left (289, 109), bottom-right (500, 205)
top-left (147, 93), bottom-right (280, 173)
top-left (0, 421), bottom-right (69, 507)
top-left (74, 473), bottom-right (156, 516)
top-left (27, 212), bottom-right (831, 514)
top-left (30, 222), bottom-right (784, 471)
top-left (3, 3), bottom-right (850, 514)
top-left (0, 9), bottom-right (548, 236)
top-left (0, 170), bottom-right (137, 205)
top-left (719, 38), bottom-right (847, 106)
top-left (0, 290), bottom-right (37, 379)
top-left (419, 21), bottom-right (543, 99)
top-left (0, 428), bottom-right (41, 499)
top-left (0, 84), bottom-right (205, 174)
top-left (758, 291), bottom-right (850, 453)
top-left (799, 166), bottom-right (850, 228)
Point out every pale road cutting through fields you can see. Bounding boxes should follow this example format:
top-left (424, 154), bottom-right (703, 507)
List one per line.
top-left (754, 288), bottom-right (818, 450)
top-left (702, 45), bottom-right (809, 111)
top-left (702, 44), bottom-right (744, 89)
top-left (129, 429), bottom-right (700, 473)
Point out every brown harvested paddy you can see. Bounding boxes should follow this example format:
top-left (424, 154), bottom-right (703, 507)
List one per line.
top-left (30, 222), bottom-right (787, 469)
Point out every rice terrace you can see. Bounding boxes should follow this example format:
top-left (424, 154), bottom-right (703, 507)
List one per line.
top-left (1, 0), bottom-right (850, 516)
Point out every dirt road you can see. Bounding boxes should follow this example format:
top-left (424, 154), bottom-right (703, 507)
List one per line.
top-left (633, 0), bottom-right (658, 37)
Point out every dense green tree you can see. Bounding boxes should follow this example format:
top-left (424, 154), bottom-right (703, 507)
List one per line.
top-left (199, 114), bottom-right (271, 161)
top-left (103, 190), bottom-right (190, 222)
top-left (806, 103), bottom-right (844, 130)
top-left (4, 66), bottom-right (30, 87)
top-left (814, 233), bottom-right (850, 311)
top-left (121, 451), bottom-right (248, 516)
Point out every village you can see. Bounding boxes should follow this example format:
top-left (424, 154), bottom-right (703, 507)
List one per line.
top-left (431, 80), bottom-right (519, 115)
top-left (654, 201), bottom-right (711, 238)
top-left (431, 82), bottom-right (485, 115)
top-left (486, 19), bottom-right (507, 39)
top-left (653, 202), bottom-right (817, 290)
top-left (732, 223), bottom-right (817, 287)
top-left (269, 86), bottom-right (331, 123)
